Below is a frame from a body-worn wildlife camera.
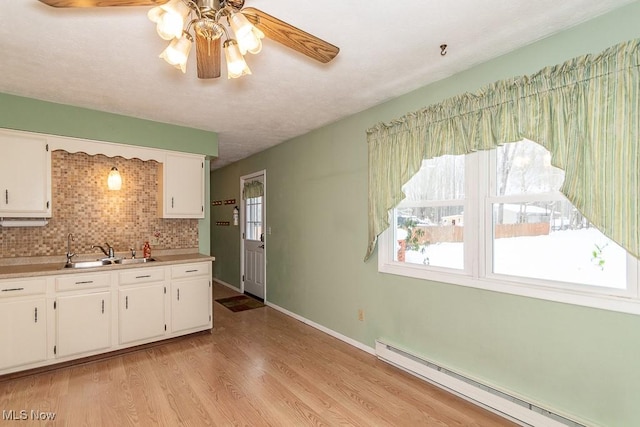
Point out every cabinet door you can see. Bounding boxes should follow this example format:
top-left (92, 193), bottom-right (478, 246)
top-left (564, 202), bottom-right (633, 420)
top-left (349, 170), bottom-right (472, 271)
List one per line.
top-left (56, 292), bottom-right (111, 358)
top-left (0, 298), bottom-right (47, 370)
top-left (119, 285), bottom-right (165, 345)
top-left (161, 153), bottom-right (204, 218)
top-left (171, 278), bottom-right (211, 333)
top-left (0, 130), bottom-right (51, 217)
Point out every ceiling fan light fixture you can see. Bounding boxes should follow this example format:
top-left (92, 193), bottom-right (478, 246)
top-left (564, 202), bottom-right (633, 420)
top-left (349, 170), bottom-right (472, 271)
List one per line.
top-left (194, 18), bottom-right (223, 41)
top-left (224, 39), bottom-right (251, 79)
top-left (41, 1), bottom-right (340, 80)
top-left (148, 0), bottom-right (190, 41)
top-left (160, 32), bottom-right (193, 73)
top-left (228, 11), bottom-right (263, 55)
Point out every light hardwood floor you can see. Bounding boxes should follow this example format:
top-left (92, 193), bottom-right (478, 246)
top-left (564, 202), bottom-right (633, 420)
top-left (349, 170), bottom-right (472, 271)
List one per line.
top-left (0, 282), bottom-right (515, 426)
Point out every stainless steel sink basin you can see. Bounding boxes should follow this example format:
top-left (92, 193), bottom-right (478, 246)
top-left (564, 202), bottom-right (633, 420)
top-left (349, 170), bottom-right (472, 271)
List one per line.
top-left (63, 257), bottom-right (157, 269)
top-left (64, 260), bottom-right (113, 269)
top-left (114, 258), bottom-right (156, 265)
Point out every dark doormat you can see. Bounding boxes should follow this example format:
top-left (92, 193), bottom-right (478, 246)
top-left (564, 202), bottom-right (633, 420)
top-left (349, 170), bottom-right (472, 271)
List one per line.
top-left (215, 295), bottom-right (265, 312)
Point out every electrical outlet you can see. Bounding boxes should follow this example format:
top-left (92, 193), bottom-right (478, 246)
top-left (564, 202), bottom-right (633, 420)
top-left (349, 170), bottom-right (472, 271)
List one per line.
top-left (358, 309), bottom-right (364, 321)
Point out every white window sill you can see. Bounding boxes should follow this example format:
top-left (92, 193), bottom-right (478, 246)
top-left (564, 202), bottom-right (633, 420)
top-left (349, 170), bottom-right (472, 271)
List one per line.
top-left (379, 261), bottom-right (640, 316)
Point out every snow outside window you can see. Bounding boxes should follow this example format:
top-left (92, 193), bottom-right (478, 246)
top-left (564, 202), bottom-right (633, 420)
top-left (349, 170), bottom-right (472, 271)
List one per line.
top-left (379, 140), bottom-right (640, 315)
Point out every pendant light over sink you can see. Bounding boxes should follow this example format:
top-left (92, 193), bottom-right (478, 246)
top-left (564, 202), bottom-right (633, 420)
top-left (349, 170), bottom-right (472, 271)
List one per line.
top-left (108, 167), bottom-right (122, 191)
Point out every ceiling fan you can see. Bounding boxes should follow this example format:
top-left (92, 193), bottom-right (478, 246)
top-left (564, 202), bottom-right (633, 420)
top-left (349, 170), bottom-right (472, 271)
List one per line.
top-left (38, 0), bottom-right (340, 79)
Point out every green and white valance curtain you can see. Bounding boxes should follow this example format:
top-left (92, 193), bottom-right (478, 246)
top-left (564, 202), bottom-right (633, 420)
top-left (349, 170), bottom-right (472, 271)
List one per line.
top-left (365, 39), bottom-right (640, 261)
top-left (243, 180), bottom-right (264, 199)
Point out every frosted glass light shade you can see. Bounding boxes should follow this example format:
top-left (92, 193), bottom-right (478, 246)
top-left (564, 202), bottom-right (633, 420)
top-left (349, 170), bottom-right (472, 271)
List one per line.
top-left (229, 12), bottom-right (264, 54)
top-left (160, 34), bottom-right (192, 73)
top-left (148, 0), bottom-right (190, 41)
top-left (108, 167), bottom-right (122, 191)
top-left (224, 40), bottom-right (251, 79)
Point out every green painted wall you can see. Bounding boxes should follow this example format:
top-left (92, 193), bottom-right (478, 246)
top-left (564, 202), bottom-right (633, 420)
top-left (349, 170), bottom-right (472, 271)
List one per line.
top-left (211, 3), bottom-right (640, 426)
top-left (210, 162), bottom-right (242, 283)
top-left (0, 93), bottom-right (218, 156)
top-left (0, 93), bottom-right (217, 254)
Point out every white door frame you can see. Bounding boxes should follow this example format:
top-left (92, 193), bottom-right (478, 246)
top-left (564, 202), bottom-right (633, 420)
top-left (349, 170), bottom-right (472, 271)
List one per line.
top-left (240, 170), bottom-right (267, 300)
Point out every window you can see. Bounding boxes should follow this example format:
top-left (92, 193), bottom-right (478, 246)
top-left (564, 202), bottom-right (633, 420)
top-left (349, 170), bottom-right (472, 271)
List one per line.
top-left (379, 140), bottom-right (639, 313)
top-left (245, 195), bottom-right (263, 241)
top-left (395, 155), bottom-right (465, 270)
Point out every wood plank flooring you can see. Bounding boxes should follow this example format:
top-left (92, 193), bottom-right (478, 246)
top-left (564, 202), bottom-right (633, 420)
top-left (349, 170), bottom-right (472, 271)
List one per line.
top-left (0, 282), bottom-right (515, 426)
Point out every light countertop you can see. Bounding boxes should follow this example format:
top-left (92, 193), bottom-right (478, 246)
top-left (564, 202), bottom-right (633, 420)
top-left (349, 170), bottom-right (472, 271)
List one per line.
top-left (0, 249), bottom-right (214, 280)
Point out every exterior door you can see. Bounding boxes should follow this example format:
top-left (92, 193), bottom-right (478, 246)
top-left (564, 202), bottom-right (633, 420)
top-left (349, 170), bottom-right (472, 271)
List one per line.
top-left (242, 173), bottom-right (266, 299)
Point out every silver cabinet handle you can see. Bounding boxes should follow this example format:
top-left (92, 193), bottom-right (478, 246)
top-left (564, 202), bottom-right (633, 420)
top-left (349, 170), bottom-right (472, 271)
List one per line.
top-left (135, 275), bottom-right (151, 279)
top-left (4, 189), bottom-right (8, 204)
top-left (75, 280), bottom-right (93, 285)
top-left (1, 287), bottom-right (24, 292)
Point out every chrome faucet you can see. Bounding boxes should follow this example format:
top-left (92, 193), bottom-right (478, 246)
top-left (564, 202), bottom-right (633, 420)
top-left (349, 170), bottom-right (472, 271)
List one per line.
top-left (66, 233), bottom-right (76, 264)
top-left (92, 242), bottom-right (115, 259)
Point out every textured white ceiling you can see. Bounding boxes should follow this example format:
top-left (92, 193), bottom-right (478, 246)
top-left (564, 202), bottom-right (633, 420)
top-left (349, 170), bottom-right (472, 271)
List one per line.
top-left (0, 1), bottom-right (634, 168)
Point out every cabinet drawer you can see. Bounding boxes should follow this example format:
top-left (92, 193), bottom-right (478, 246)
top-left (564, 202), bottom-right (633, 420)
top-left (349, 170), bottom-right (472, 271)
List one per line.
top-left (119, 267), bottom-right (165, 286)
top-left (171, 262), bottom-right (210, 279)
top-left (0, 278), bottom-right (46, 298)
top-left (56, 273), bottom-right (110, 291)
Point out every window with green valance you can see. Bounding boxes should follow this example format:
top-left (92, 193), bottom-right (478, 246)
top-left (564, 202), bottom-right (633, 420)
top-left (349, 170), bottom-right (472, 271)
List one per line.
top-left (365, 38), bottom-right (640, 263)
top-left (243, 180), bottom-right (264, 199)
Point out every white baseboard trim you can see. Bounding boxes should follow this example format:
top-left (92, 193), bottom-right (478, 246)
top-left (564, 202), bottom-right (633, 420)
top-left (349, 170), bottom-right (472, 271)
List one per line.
top-left (213, 278), bottom-right (240, 292)
top-left (265, 301), bottom-right (375, 356)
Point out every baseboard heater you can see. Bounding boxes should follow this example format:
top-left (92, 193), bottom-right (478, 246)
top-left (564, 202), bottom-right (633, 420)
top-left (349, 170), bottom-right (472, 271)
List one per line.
top-left (375, 340), bottom-right (584, 427)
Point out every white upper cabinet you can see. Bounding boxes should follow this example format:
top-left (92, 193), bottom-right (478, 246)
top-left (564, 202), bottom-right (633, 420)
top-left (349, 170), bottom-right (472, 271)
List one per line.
top-left (0, 130), bottom-right (51, 217)
top-left (159, 153), bottom-right (205, 218)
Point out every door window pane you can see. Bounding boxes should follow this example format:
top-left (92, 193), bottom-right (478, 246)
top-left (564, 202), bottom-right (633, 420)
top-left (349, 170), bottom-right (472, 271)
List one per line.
top-left (245, 196), bottom-right (263, 241)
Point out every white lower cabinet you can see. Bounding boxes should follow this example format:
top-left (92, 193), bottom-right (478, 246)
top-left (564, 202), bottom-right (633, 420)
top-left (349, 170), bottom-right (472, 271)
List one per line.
top-left (0, 298), bottom-right (47, 370)
top-left (119, 284), bottom-right (165, 345)
top-left (118, 267), bottom-right (166, 345)
top-left (170, 262), bottom-right (212, 333)
top-left (171, 277), bottom-right (211, 333)
top-left (56, 291), bottom-right (111, 358)
top-left (0, 260), bottom-right (212, 375)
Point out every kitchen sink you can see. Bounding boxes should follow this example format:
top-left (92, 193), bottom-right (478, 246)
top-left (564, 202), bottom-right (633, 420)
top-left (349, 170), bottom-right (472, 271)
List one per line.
top-left (114, 258), bottom-right (156, 265)
top-left (63, 258), bottom-right (156, 269)
top-left (63, 260), bottom-right (113, 269)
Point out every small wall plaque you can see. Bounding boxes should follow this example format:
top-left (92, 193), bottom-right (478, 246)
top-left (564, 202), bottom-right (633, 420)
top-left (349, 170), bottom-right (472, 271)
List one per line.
top-left (224, 199), bottom-right (236, 205)
top-left (216, 221), bottom-right (230, 226)
top-left (212, 200), bottom-right (223, 206)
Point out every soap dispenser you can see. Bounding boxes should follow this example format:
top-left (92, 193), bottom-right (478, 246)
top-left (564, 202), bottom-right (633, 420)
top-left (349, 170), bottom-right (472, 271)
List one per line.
top-left (143, 241), bottom-right (151, 259)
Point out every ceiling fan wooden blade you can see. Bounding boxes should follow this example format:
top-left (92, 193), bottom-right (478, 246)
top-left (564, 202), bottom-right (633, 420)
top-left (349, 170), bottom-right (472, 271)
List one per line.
top-left (242, 7), bottom-right (339, 64)
top-left (38, 0), bottom-right (168, 7)
top-left (195, 34), bottom-right (221, 79)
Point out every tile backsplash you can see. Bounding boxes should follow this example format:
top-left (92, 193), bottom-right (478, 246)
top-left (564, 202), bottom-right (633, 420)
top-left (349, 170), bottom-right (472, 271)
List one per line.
top-left (0, 150), bottom-right (198, 258)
